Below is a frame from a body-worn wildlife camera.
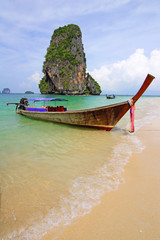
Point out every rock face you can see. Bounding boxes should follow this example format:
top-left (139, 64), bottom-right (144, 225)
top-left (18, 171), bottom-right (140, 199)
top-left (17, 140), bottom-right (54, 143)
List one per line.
top-left (39, 24), bottom-right (101, 95)
top-left (2, 88), bottom-right (10, 94)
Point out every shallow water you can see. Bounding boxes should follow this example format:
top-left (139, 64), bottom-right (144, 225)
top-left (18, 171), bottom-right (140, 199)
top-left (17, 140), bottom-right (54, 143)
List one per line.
top-left (0, 93), bottom-right (159, 239)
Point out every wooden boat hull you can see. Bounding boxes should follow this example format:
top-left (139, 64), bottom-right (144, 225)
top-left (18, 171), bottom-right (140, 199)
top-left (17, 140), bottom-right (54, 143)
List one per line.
top-left (13, 74), bottom-right (155, 130)
top-left (17, 101), bottom-right (129, 130)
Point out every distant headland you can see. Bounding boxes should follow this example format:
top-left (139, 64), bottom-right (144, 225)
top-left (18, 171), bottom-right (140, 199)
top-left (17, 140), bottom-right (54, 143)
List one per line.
top-left (39, 24), bottom-right (101, 95)
top-left (1, 88), bottom-right (11, 94)
top-left (25, 91), bottom-right (34, 94)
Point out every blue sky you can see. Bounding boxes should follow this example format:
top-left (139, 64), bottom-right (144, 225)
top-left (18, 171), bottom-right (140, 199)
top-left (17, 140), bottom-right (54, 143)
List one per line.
top-left (0, 0), bottom-right (160, 94)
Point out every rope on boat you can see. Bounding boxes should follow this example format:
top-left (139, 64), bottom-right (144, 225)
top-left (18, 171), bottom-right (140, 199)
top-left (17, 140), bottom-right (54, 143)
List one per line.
top-left (127, 99), bottom-right (135, 133)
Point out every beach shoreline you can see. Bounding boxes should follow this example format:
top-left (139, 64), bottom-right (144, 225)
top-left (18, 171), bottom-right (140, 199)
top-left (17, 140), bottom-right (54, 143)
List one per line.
top-left (52, 116), bottom-right (160, 240)
top-left (1, 96), bottom-right (160, 240)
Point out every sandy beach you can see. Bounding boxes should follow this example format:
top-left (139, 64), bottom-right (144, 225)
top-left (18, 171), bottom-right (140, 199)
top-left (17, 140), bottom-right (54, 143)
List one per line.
top-left (51, 116), bottom-right (160, 240)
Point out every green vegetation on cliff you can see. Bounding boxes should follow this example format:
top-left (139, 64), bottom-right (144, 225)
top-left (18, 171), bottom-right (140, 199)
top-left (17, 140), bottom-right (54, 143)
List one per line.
top-left (44, 24), bottom-right (84, 67)
top-left (89, 74), bottom-right (102, 93)
top-left (39, 77), bottom-right (51, 93)
top-left (53, 24), bottom-right (81, 38)
top-left (40, 24), bottom-right (101, 95)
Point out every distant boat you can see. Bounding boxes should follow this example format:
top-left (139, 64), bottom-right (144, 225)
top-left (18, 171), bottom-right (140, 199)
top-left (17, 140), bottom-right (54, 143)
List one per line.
top-left (106, 94), bottom-right (115, 99)
top-left (7, 74), bottom-right (155, 131)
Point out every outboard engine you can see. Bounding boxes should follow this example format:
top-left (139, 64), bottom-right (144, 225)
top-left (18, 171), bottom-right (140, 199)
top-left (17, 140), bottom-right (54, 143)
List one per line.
top-left (19, 98), bottom-right (28, 110)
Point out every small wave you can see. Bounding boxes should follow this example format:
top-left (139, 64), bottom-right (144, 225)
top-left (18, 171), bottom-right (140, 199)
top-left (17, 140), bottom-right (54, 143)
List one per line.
top-left (7, 134), bottom-right (145, 240)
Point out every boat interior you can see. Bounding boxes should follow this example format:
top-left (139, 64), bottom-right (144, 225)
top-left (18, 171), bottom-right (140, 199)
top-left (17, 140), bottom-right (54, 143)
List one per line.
top-left (26, 106), bottom-right (67, 112)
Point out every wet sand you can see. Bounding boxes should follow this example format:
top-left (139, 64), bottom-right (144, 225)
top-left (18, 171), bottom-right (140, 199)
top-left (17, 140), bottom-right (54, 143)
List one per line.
top-left (53, 116), bottom-right (160, 240)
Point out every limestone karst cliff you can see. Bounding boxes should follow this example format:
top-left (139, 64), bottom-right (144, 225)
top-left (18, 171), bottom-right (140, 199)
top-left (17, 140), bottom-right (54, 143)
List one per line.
top-left (39, 24), bottom-right (101, 95)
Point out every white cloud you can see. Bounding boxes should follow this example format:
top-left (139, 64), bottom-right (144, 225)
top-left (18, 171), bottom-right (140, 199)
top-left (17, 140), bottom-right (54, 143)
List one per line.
top-left (90, 49), bottom-right (160, 94)
top-left (19, 72), bottom-right (41, 91)
top-left (28, 72), bottom-right (41, 84)
top-left (19, 81), bottom-right (31, 89)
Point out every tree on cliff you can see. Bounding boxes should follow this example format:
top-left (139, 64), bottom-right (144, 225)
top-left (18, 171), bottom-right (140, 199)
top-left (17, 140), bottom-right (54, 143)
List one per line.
top-left (39, 24), bottom-right (101, 95)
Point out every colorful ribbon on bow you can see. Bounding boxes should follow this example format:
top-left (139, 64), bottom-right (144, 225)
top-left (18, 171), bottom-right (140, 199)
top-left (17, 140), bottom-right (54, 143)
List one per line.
top-left (127, 99), bottom-right (136, 133)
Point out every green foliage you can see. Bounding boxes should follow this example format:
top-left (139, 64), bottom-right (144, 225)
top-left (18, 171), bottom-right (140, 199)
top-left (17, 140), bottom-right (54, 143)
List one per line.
top-left (69, 64), bottom-right (73, 70)
top-left (44, 24), bottom-right (83, 67)
top-left (53, 24), bottom-right (81, 38)
top-left (59, 70), bottom-right (65, 77)
top-left (39, 77), bottom-right (50, 93)
top-left (63, 78), bottom-right (69, 90)
top-left (88, 74), bottom-right (102, 93)
top-left (25, 91), bottom-right (34, 94)
top-left (84, 90), bottom-right (91, 94)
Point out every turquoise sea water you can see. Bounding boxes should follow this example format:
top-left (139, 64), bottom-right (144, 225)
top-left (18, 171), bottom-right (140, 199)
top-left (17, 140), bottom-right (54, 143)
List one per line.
top-left (0, 93), bottom-right (160, 239)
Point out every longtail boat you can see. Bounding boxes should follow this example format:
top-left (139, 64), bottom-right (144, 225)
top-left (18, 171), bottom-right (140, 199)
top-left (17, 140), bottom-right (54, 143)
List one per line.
top-left (106, 94), bottom-right (115, 99)
top-left (7, 74), bottom-right (155, 130)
